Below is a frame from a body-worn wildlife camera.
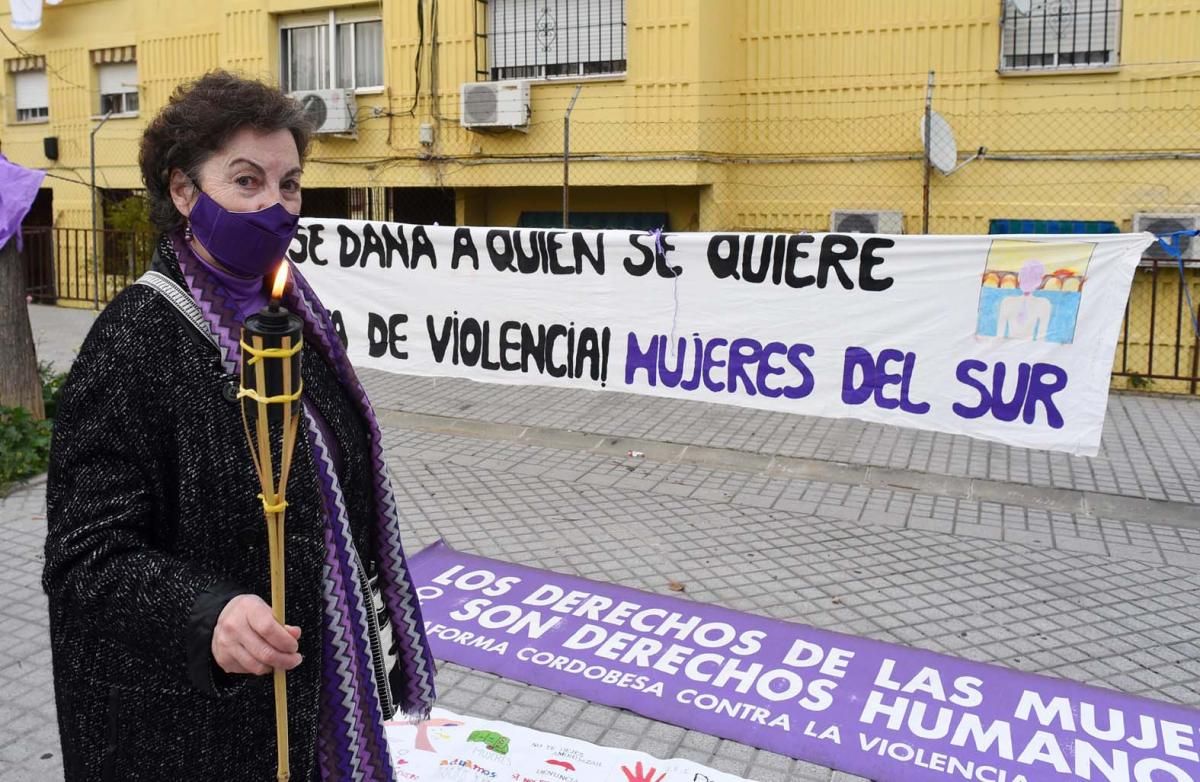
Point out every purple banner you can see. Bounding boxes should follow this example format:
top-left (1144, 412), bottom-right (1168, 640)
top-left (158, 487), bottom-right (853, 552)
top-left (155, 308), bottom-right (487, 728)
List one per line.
top-left (410, 542), bottom-right (1200, 782)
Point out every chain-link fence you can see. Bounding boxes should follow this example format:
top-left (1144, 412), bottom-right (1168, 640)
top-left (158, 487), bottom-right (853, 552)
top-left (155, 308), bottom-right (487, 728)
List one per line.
top-left (417, 64), bottom-right (1200, 393)
top-left (19, 62), bottom-right (1200, 392)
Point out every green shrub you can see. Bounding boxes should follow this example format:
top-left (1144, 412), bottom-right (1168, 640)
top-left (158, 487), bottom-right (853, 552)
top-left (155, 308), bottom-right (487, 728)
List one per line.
top-left (0, 362), bottom-right (68, 494)
top-left (39, 361), bottom-right (67, 421)
top-left (1127, 373), bottom-right (1155, 390)
top-left (0, 406), bottom-right (53, 492)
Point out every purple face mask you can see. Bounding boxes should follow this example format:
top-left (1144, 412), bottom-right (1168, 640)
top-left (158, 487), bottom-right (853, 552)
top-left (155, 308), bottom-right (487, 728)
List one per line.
top-left (187, 190), bottom-right (299, 278)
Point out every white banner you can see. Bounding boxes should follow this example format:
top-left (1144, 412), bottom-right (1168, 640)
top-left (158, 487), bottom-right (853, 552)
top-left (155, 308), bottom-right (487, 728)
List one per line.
top-left (385, 707), bottom-right (753, 782)
top-left (289, 221), bottom-right (1152, 456)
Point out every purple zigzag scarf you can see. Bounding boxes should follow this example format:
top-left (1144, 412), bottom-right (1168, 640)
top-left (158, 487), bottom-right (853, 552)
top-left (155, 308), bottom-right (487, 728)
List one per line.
top-left (166, 233), bottom-right (435, 781)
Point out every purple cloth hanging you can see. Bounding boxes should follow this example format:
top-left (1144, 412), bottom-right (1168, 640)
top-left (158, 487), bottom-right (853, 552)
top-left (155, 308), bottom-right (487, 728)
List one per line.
top-left (0, 154), bottom-right (46, 252)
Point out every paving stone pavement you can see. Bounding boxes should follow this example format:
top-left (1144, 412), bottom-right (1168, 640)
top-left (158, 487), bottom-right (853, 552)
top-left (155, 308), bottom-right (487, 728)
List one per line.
top-left (0, 477), bottom-right (61, 782)
top-left (6, 418), bottom-right (1200, 780)
top-left (6, 304), bottom-right (1200, 780)
top-left (359, 369), bottom-right (1200, 506)
top-left (379, 426), bottom-right (1200, 567)
top-left (24, 303), bottom-right (1200, 507)
top-left (25, 304), bottom-right (96, 378)
top-left (385, 446), bottom-right (1200, 702)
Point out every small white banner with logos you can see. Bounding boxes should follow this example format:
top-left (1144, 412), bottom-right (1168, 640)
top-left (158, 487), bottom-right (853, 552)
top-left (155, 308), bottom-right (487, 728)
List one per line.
top-left (385, 707), bottom-right (752, 782)
top-left (289, 220), bottom-right (1152, 456)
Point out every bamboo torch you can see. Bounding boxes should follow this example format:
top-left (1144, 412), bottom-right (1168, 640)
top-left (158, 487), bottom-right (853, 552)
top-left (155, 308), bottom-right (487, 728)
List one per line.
top-left (238, 263), bottom-right (303, 782)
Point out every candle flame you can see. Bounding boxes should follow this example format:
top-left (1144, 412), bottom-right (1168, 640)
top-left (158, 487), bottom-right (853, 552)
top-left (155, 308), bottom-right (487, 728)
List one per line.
top-left (271, 263), bottom-right (289, 301)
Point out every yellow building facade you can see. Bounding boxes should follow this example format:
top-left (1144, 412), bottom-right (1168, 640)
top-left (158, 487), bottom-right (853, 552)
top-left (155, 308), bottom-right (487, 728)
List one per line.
top-left (3, 0), bottom-right (1199, 388)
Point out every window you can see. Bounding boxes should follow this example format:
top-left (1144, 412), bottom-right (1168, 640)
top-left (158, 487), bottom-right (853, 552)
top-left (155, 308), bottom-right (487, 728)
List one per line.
top-left (280, 7), bottom-right (383, 92)
top-left (1000, 0), bottom-right (1120, 72)
top-left (92, 47), bottom-right (138, 116)
top-left (485, 0), bottom-right (626, 80)
top-left (10, 65), bottom-right (49, 123)
top-left (98, 63), bottom-right (138, 114)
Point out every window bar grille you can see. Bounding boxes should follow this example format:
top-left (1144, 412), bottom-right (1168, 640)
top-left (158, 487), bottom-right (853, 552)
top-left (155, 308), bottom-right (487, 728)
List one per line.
top-left (608, 0), bottom-right (613, 67)
top-left (601, 0), bottom-right (606, 69)
top-left (1108, 0), bottom-right (1114, 60)
top-left (485, 0), bottom-right (627, 80)
top-left (620, 0), bottom-right (626, 72)
top-left (1033, 1), bottom-right (1040, 67)
top-left (1075, 1), bottom-right (1084, 61)
top-left (1084, 1), bottom-right (1092, 61)
top-left (1101, 0), bottom-right (1110, 62)
top-left (1065, 2), bottom-right (1074, 62)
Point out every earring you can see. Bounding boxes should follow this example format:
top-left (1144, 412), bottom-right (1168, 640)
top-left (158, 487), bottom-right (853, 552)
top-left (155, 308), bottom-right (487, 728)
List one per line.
top-left (184, 220), bottom-right (192, 241)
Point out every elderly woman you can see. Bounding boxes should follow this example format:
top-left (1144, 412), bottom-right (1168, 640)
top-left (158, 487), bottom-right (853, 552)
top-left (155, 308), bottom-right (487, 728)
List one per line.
top-left (44, 71), bottom-right (435, 781)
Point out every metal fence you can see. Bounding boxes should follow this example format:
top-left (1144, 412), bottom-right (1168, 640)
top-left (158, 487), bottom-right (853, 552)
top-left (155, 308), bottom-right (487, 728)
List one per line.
top-left (20, 227), bottom-right (155, 309)
top-left (1117, 261), bottom-right (1200, 394)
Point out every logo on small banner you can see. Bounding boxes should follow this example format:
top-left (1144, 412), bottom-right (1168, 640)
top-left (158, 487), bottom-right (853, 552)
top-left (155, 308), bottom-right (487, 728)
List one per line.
top-left (410, 541), bottom-right (1200, 782)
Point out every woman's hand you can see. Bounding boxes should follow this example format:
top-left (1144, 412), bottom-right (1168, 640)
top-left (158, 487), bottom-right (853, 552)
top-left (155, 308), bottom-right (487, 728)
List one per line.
top-left (212, 594), bottom-right (302, 675)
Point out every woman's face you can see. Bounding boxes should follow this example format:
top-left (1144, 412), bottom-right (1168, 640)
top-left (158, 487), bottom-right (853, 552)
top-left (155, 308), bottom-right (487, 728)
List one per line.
top-left (172, 127), bottom-right (302, 218)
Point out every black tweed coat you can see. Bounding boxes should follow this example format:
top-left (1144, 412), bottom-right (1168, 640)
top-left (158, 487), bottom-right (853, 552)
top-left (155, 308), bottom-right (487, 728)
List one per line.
top-left (44, 244), bottom-right (380, 781)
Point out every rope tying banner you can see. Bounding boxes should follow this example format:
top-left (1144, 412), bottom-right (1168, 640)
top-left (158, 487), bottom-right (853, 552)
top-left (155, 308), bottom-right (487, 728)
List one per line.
top-left (1153, 229), bottom-right (1200, 339)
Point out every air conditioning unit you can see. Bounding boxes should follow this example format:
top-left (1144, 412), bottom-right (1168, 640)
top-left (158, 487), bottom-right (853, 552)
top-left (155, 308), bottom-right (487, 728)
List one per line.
top-left (1133, 213), bottom-right (1199, 261)
top-left (291, 89), bottom-right (357, 134)
top-left (460, 80), bottom-right (530, 131)
top-left (830, 210), bottom-right (905, 234)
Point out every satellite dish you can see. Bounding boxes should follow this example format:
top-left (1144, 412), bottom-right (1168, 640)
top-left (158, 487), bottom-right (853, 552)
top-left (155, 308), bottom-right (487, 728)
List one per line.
top-left (1008, 0), bottom-right (1032, 14)
top-left (921, 110), bottom-right (959, 175)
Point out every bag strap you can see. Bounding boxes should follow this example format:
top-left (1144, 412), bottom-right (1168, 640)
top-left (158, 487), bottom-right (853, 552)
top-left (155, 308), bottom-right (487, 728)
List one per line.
top-left (133, 270), bottom-right (218, 349)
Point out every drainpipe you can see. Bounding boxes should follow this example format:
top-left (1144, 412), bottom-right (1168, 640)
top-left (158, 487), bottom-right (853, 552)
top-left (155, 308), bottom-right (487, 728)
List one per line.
top-left (562, 85), bottom-right (583, 229)
top-left (90, 109), bottom-right (114, 310)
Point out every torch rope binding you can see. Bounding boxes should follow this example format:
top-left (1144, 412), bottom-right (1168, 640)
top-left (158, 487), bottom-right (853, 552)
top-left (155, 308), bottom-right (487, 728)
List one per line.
top-left (240, 339), bottom-right (303, 365)
top-left (236, 384), bottom-right (305, 404)
top-left (257, 494), bottom-right (288, 514)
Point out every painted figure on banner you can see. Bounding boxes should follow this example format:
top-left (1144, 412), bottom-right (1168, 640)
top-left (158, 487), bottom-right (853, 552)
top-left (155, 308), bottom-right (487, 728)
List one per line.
top-left (469, 729), bottom-right (512, 754)
top-left (621, 761), bottom-right (667, 782)
top-left (976, 238), bottom-right (1095, 344)
top-left (411, 717), bottom-right (466, 752)
top-left (997, 261), bottom-right (1053, 340)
